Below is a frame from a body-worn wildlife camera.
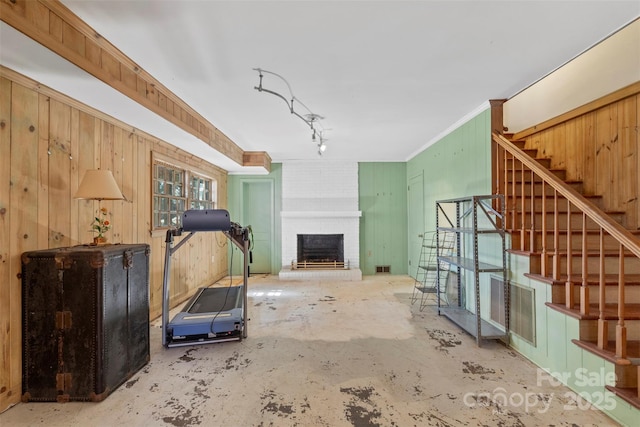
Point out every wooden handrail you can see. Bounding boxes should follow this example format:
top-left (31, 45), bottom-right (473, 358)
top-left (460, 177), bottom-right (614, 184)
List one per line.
top-left (493, 133), bottom-right (640, 258)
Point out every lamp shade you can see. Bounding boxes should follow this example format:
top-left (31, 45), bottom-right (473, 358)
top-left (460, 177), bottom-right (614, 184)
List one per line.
top-left (74, 170), bottom-right (124, 200)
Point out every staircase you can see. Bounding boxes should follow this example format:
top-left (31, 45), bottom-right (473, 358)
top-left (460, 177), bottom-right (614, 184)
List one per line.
top-left (493, 132), bottom-right (640, 410)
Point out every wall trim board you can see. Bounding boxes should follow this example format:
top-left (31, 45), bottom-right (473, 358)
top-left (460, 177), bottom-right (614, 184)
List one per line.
top-left (513, 81), bottom-right (640, 140)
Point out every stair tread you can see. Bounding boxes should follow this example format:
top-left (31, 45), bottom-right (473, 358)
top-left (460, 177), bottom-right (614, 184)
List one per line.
top-left (547, 302), bottom-right (640, 320)
top-left (509, 228), bottom-right (640, 235)
top-left (508, 168), bottom-right (566, 172)
top-left (510, 178), bottom-right (582, 183)
top-left (508, 248), bottom-right (639, 257)
top-left (505, 194), bottom-right (603, 200)
top-left (572, 339), bottom-right (640, 371)
top-left (505, 206), bottom-right (624, 214)
top-left (526, 272), bottom-right (640, 285)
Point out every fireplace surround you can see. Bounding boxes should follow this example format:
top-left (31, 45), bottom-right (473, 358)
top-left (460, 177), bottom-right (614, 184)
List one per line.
top-left (279, 160), bottom-right (362, 280)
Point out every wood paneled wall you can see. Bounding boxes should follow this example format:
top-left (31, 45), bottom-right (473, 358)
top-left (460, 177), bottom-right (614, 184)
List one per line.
top-left (0, 68), bottom-right (230, 411)
top-left (515, 88), bottom-right (640, 229)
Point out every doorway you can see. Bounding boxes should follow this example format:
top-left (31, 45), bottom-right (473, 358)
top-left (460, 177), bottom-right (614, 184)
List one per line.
top-left (242, 181), bottom-right (273, 274)
top-left (407, 173), bottom-right (424, 279)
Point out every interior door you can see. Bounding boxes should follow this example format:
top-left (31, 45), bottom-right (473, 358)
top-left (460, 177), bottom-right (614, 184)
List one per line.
top-left (242, 181), bottom-right (273, 274)
top-left (407, 173), bottom-right (424, 279)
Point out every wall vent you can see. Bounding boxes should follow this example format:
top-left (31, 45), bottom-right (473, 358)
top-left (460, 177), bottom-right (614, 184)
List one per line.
top-left (376, 265), bottom-right (390, 273)
top-left (490, 276), bottom-right (536, 345)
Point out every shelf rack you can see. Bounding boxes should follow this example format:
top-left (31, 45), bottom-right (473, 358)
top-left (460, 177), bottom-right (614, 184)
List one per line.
top-left (436, 194), bottom-right (508, 346)
top-left (411, 231), bottom-right (455, 311)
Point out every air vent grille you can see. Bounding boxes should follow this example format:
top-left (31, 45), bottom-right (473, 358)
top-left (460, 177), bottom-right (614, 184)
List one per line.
top-left (491, 277), bottom-right (535, 345)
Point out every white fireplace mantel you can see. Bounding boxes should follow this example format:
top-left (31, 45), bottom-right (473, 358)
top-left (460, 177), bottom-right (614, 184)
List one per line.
top-left (281, 211), bottom-right (362, 218)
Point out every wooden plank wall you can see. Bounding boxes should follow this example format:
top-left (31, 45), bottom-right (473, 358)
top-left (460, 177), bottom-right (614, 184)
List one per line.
top-left (518, 92), bottom-right (640, 230)
top-left (0, 70), bottom-right (230, 412)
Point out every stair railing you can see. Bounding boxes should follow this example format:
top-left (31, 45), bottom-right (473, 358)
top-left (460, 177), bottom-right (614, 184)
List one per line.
top-left (493, 132), bottom-right (640, 360)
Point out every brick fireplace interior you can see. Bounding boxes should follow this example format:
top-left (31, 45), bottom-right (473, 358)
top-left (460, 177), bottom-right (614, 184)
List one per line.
top-left (297, 234), bottom-right (344, 263)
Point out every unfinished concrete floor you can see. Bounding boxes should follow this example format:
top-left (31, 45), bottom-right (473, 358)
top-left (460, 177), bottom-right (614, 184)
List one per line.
top-left (1, 274), bottom-right (621, 426)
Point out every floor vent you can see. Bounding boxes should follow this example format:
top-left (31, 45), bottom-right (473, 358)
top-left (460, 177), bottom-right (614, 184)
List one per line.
top-left (376, 265), bottom-right (390, 273)
top-left (490, 277), bottom-right (536, 345)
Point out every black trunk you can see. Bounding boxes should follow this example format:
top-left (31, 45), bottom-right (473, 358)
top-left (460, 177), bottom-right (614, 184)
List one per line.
top-left (21, 244), bottom-right (150, 402)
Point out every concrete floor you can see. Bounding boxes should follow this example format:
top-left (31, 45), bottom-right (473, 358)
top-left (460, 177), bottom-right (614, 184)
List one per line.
top-left (1, 274), bottom-right (620, 426)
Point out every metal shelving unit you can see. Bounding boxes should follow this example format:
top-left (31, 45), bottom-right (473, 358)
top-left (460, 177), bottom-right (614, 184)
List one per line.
top-left (436, 195), bottom-right (509, 346)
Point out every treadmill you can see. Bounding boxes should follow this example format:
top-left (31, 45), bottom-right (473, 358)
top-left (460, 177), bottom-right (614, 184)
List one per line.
top-left (161, 209), bottom-right (250, 348)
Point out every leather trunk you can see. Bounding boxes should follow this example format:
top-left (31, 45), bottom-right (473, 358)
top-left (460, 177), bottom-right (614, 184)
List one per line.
top-left (21, 244), bottom-right (150, 402)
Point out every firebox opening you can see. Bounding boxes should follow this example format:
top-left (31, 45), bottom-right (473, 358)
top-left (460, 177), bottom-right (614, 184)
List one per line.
top-left (297, 234), bottom-right (344, 263)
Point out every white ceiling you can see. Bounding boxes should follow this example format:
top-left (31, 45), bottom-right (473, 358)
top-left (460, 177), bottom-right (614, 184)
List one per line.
top-left (2, 1), bottom-right (639, 173)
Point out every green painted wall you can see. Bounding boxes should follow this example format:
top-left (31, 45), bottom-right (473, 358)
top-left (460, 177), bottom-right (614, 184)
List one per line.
top-left (406, 108), bottom-right (492, 266)
top-left (227, 164), bottom-right (282, 275)
top-left (359, 162), bottom-right (408, 275)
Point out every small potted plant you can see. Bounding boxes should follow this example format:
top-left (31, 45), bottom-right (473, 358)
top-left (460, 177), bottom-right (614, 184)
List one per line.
top-left (91, 207), bottom-right (111, 245)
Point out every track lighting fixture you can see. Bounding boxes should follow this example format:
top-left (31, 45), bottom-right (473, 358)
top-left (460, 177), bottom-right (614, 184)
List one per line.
top-left (253, 68), bottom-right (328, 156)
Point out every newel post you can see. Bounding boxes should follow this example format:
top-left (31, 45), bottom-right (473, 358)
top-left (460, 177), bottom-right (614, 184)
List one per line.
top-left (490, 99), bottom-right (507, 197)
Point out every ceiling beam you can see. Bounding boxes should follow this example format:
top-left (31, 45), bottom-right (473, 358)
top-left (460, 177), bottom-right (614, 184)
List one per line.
top-left (1, 0), bottom-right (271, 172)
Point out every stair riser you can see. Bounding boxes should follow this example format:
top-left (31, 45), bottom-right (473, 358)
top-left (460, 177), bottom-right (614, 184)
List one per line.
top-left (615, 364), bottom-right (638, 389)
top-left (505, 168), bottom-right (566, 181)
top-left (532, 159), bottom-right (551, 169)
top-left (551, 255), bottom-right (640, 276)
top-left (505, 181), bottom-right (584, 196)
top-left (508, 215), bottom-right (605, 233)
top-left (579, 319), bottom-right (640, 339)
top-left (559, 285), bottom-right (640, 306)
top-left (512, 232), bottom-right (629, 253)
top-left (509, 212), bottom-right (625, 230)
top-left (529, 254), bottom-right (640, 275)
top-left (508, 140), bottom-right (526, 149)
top-left (588, 286), bottom-right (640, 306)
top-left (507, 198), bottom-right (605, 214)
top-left (610, 361), bottom-right (636, 390)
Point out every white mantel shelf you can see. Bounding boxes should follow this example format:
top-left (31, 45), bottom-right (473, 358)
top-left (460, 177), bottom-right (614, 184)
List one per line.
top-left (281, 211), bottom-right (362, 218)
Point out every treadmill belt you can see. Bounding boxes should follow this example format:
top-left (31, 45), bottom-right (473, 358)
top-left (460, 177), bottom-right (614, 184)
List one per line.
top-left (186, 287), bottom-right (240, 313)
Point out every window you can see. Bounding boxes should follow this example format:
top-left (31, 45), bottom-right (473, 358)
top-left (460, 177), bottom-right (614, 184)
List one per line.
top-left (189, 173), bottom-right (215, 210)
top-left (153, 160), bottom-right (216, 229)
